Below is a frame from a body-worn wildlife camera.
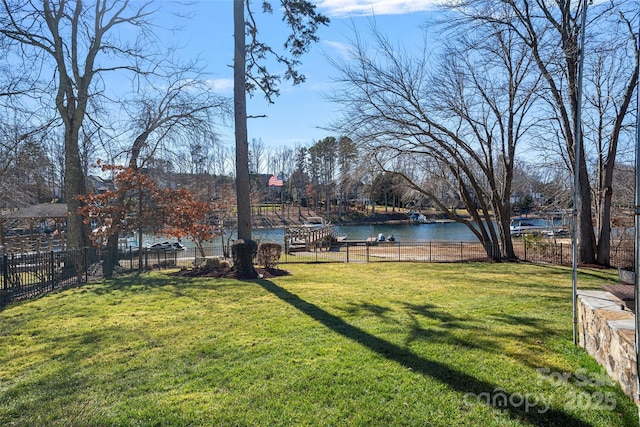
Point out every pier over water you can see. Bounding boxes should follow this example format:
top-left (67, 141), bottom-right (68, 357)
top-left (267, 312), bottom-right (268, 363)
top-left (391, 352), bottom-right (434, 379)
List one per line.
top-left (285, 221), bottom-right (336, 252)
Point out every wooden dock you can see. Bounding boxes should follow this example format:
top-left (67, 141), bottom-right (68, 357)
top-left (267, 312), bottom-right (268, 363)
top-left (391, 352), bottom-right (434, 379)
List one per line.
top-left (285, 225), bottom-right (337, 252)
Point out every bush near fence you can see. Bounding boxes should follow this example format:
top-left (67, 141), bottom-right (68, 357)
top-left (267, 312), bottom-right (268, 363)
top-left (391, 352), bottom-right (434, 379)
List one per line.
top-left (1, 239), bottom-right (633, 306)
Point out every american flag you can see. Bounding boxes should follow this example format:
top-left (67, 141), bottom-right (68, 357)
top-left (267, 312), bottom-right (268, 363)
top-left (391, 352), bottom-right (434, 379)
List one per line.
top-left (268, 175), bottom-right (284, 187)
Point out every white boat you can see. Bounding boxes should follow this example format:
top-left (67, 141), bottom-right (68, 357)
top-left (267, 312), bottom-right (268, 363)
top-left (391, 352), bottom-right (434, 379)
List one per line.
top-left (409, 212), bottom-right (429, 223)
top-left (301, 216), bottom-right (329, 229)
top-left (146, 241), bottom-right (185, 252)
top-left (509, 217), bottom-right (547, 236)
top-left (541, 228), bottom-right (569, 237)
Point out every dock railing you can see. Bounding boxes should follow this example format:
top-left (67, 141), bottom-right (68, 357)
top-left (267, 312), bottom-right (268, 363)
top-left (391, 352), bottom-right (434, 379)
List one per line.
top-left (285, 225), bottom-right (336, 252)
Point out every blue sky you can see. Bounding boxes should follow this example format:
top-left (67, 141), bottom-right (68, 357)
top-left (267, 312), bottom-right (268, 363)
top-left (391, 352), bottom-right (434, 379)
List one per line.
top-left (166, 0), bottom-right (444, 151)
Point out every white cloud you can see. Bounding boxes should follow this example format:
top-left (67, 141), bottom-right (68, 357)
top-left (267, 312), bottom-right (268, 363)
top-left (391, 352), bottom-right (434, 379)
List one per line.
top-left (322, 40), bottom-right (352, 59)
top-left (317, 0), bottom-right (442, 17)
top-left (204, 78), bottom-right (234, 93)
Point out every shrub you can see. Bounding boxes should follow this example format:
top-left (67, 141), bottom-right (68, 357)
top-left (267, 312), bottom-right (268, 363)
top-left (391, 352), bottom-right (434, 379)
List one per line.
top-left (257, 242), bottom-right (282, 269)
top-left (197, 257), bottom-right (221, 270)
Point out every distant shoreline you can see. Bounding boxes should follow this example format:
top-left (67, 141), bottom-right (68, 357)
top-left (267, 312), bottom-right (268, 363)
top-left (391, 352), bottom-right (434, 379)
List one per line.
top-left (249, 207), bottom-right (469, 229)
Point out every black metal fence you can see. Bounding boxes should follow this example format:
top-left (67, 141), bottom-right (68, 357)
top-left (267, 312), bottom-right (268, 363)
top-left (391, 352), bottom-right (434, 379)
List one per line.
top-left (279, 239), bottom-right (633, 267)
top-left (1, 248), bottom-right (100, 306)
top-left (1, 239), bottom-right (634, 307)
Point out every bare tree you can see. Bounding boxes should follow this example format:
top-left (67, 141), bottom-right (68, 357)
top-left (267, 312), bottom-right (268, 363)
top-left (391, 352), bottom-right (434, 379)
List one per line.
top-left (211, 143), bottom-right (234, 177)
top-left (582, 11), bottom-right (639, 265)
top-left (43, 129), bottom-right (66, 201)
top-left (0, 0), bottom-right (164, 251)
top-left (266, 146), bottom-right (295, 214)
top-left (249, 137), bottom-right (265, 174)
top-left (0, 126), bottom-right (47, 208)
top-left (446, 0), bottom-right (639, 265)
top-left (0, 111), bottom-right (56, 208)
top-left (331, 21), bottom-right (540, 259)
top-left (268, 146), bottom-right (295, 180)
top-left (101, 74), bottom-right (230, 276)
top-left (309, 136), bottom-right (338, 216)
top-left (291, 145), bottom-right (309, 217)
top-left (122, 76), bottom-right (230, 171)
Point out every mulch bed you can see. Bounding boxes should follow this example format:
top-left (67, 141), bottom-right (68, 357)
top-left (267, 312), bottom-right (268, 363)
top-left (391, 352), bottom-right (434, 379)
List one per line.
top-left (170, 265), bottom-right (290, 279)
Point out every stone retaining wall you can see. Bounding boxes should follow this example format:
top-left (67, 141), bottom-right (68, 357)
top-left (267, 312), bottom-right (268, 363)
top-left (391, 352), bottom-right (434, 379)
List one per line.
top-left (577, 290), bottom-right (638, 403)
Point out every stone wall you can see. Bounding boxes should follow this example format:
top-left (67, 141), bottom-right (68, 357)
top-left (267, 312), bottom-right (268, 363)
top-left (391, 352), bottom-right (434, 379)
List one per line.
top-left (577, 290), bottom-right (638, 403)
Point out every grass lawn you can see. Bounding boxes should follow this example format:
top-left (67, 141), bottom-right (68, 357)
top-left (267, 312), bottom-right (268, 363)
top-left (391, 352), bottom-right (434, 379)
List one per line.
top-left (0, 262), bottom-right (638, 426)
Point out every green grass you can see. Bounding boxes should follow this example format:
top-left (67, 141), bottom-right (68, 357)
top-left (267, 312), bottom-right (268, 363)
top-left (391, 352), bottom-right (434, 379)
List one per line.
top-left (0, 262), bottom-right (637, 426)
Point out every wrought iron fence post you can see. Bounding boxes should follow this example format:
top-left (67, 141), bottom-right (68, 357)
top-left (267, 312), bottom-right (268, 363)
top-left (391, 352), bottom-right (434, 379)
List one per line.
top-left (84, 247), bottom-right (89, 283)
top-left (346, 243), bottom-right (350, 263)
top-left (2, 254), bottom-right (7, 290)
top-left (366, 242), bottom-right (370, 263)
top-left (50, 251), bottom-right (55, 291)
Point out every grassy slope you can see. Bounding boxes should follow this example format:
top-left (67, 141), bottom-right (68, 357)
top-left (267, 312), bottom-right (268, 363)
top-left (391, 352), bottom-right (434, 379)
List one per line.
top-left (0, 263), bottom-right (637, 426)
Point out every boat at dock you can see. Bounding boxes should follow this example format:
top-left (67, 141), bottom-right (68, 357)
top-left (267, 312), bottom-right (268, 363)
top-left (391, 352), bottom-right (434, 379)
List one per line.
top-left (509, 217), bottom-right (548, 236)
top-left (300, 216), bottom-right (330, 229)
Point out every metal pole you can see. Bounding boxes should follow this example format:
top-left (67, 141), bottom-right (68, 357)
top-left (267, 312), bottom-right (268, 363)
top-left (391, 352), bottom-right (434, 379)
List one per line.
top-left (634, 3), bottom-right (640, 404)
top-left (572, 0), bottom-right (588, 346)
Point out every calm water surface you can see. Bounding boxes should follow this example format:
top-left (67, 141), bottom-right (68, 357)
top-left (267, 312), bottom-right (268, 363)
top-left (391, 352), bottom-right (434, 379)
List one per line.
top-left (137, 222), bottom-right (482, 249)
top-left (253, 222), bottom-right (478, 243)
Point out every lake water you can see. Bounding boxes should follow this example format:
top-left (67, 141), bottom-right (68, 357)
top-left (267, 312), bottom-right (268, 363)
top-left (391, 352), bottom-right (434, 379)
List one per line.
top-left (137, 218), bottom-right (628, 249)
top-left (252, 222), bottom-right (478, 243)
top-left (132, 222), bottom-right (477, 250)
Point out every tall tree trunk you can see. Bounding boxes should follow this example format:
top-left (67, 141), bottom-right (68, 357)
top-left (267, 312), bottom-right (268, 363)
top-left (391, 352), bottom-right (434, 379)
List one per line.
top-left (137, 187), bottom-right (145, 271)
top-left (596, 186), bottom-right (613, 266)
top-left (104, 233), bottom-right (119, 278)
top-left (496, 205), bottom-right (516, 260)
top-left (577, 152), bottom-right (596, 264)
top-left (234, 0), bottom-right (251, 241)
top-left (233, 0), bottom-right (256, 277)
top-left (64, 124), bottom-right (88, 251)
top-left (596, 59), bottom-right (638, 266)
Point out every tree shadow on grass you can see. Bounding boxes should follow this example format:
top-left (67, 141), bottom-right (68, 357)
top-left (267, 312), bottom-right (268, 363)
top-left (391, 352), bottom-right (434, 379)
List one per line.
top-left (343, 300), bottom-right (570, 374)
top-left (402, 302), bottom-right (463, 324)
top-left (533, 264), bottom-right (618, 285)
top-left (256, 278), bottom-right (595, 427)
top-left (399, 302), bottom-right (487, 351)
top-left (341, 301), bottom-right (394, 318)
top-left (89, 274), bottom-right (231, 298)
